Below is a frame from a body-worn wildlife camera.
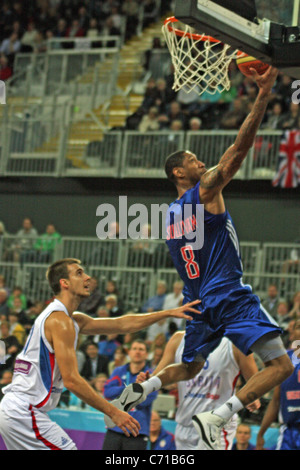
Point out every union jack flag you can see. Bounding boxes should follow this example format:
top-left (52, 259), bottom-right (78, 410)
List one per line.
top-left (272, 130), bottom-right (300, 188)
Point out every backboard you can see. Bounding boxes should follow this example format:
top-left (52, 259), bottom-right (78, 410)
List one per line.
top-left (174, 0), bottom-right (300, 78)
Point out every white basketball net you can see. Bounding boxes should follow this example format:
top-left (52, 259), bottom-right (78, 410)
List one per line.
top-left (162, 18), bottom-right (239, 96)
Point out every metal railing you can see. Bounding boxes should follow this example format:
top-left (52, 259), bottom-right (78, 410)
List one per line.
top-left (1, 237), bottom-right (299, 309)
top-left (1, 104), bottom-right (68, 177)
top-left (63, 128), bottom-right (122, 177)
top-left (120, 131), bottom-right (185, 178)
top-left (0, 125), bottom-right (285, 179)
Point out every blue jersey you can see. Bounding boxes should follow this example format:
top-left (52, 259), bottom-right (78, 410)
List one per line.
top-left (166, 181), bottom-right (257, 319)
top-left (279, 350), bottom-right (300, 426)
top-left (165, 182), bottom-right (281, 361)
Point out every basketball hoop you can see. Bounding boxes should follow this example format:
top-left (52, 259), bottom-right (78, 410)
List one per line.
top-left (162, 17), bottom-right (239, 96)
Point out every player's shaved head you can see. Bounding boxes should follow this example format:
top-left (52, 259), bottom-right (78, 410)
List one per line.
top-left (165, 150), bottom-right (187, 183)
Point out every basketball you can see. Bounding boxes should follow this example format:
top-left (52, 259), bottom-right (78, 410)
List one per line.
top-left (236, 52), bottom-right (270, 78)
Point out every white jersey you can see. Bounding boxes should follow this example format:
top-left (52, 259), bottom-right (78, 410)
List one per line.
top-left (2, 299), bottom-right (79, 413)
top-left (175, 337), bottom-right (240, 426)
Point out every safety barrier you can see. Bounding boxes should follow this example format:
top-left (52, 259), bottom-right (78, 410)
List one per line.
top-left (1, 237), bottom-right (299, 310)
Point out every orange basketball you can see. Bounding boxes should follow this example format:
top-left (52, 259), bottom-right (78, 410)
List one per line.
top-left (236, 52), bottom-right (270, 78)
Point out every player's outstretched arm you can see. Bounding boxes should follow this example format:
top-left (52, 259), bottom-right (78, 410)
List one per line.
top-left (74, 300), bottom-right (200, 335)
top-left (45, 312), bottom-right (140, 437)
top-left (200, 66), bottom-right (278, 194)
top-left (256, 385), bottom-right (280, 450)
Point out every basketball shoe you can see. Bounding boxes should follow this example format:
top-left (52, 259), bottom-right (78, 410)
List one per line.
top-left (104, 383), bottom-right (146, 428)
top-left (192, 411), bottom-right (227, 450)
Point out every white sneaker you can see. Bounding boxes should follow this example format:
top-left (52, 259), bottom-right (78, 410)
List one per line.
top-left (192, 411), bottom-right (227, 450)
top-left (104, 383), bottom-right (146, 428)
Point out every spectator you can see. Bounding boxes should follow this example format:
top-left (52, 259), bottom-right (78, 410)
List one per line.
top-left (169, 120), bottom-right (183, 132)
top-left (78, 277), bottom-right (104, 317)
top-left (31, 30), bottom-right (47, 53)
top-left (123, 332), bottom-right (136, 353)
top-left (86, 18), bottom-right (101, 38)
top-left (105, 6), bottom-right (122, 34)
top-left (81, 342), bottom-right (109, 382)
top-left (0, 32), bottom-right (21, 57)
top-left (143, 37), bottom-right (164, 73)
top-left (141, 280), bottom-right (167, 313)
top-left (108, 346), bottom-right (129, 375)
top-left (188, 117), bottom-right (202, 131)
top-left (148, 410), bottom-right (176, 450)
top-left (231, 423), bottom-right (256, 450)
top-left (121, 0), bottom-right (139, 40)
top-left (262, 101), bottom-right (284, 129)
top-left (53, 18), bottom-right (67, 39)
top-left (274, 74), bottom-right (294, 111)
top-left (261, 284), bottom-right (284, 320)
top-left (98, 334), bottom-right (121, 361)
top-left (146, 329), bottom-right (168, 350)
top-left (105, 294), bottom-right (123, 318)
top-left (25, 300), bottom-right (45, 328)
top-left (0, 276), bottom-right (9, 297)
top-left (65, 19), bottom-right (85, 38)
top-left (77, 6), bottom-right (90, 33)
top-left (162, 281), bottom-right (184, 315)
top-left (219, 97), bottom-right (247, 129)
top-left (0, 289), bottom-right (9, 318)
top-left (96, 305), bottom-right (110, 319)
top-left (176, 84), bottom-right (201, 116)
top-left (0, 54), bottom-right (12, 81)
top-left (90, 373), bottom-right (108, 399)
top-left (148, 345), bottom-right (165, 368)
top-left (7, 286), bottom-right (27, 311)
top-left (288, 291), bottom-right (300, 321)
top-left (0, 320), bottom-right (21, 372)
top-left (8, 297), bottom-right (29, 327)
top-left (8, 311), bottom-right (26, 346)
top-left (279, 102), bottom-right (300, 130)
top-left (20, 21), bottom-right (38, 52)
top-left (105, 280), bottom-right (123, 309)
top-left (141, 77), bottom-right (159, 111)
top-left (276, 301), bottom-right (291, 330)
top-left (0, 370), bottom-right (13, 401)
top-left (33, 223), bottom-right (61, 263)
top-left (11, 217), bottom-right (38, 263)
top-left (138, 106), bottom-right (160, 132)
top-left (158, 101), bottom-right (187, 130)
top-left (103, 339), bottom-right (158, 450)
top-left (152, 78), bottom-right (176, 113)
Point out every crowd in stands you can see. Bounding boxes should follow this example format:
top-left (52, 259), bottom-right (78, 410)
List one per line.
top-left (0, 218), bottom-right (300, 449)
top-left (126, 50), bottom-right (300, 132)
top-left (1, 241), bottom-right (300, 413)
top-left (0, 0), bottom-right (166, 81)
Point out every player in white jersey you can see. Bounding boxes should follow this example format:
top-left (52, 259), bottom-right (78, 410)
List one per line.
top-left (137, 331), bottom-right (261, 450)
top-left (0, 258), bottom-right (200, 450)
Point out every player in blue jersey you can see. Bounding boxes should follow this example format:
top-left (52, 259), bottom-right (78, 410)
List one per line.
top-left (105, 66), bottom-right (294, 450)
top-left (256, 319), bottom-right (300, 450)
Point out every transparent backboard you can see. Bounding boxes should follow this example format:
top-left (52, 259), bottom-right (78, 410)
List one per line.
top-left (255, 0), bottom-right (299, 26)
top-left (173, 0), bottom-right (300, 77)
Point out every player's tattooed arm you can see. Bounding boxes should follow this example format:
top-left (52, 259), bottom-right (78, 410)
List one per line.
top-left (200, 67), bottom-right (278, 192)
